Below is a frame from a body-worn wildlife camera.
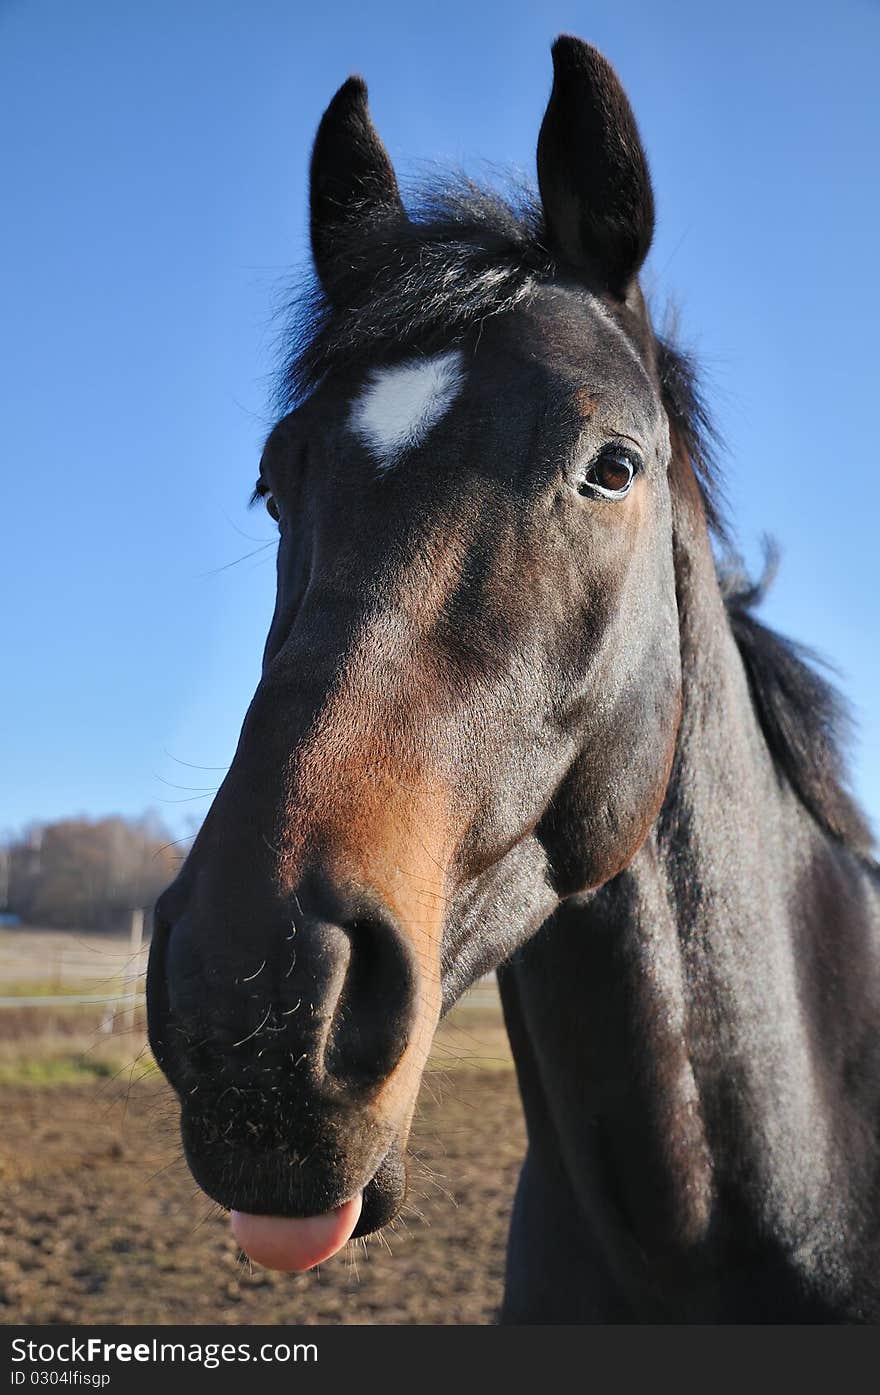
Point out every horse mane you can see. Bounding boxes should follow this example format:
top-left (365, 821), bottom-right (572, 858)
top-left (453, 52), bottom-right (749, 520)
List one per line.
top-left (722, 561), bottom-right (874, 855)
top-left (658, 334), bottom-right (873, 856)
top-left (277, 175), bottom-right (873, 857)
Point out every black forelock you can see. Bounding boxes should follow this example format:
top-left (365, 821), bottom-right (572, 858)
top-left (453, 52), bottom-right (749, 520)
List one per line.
top-left (276, 173), bottom-right (730, 535)
top-left (276, 176), bottom-right (551, 413)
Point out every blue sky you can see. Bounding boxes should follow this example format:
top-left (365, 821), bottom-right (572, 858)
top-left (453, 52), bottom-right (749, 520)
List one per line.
top-left (2, 0), bottom-right (878, 840)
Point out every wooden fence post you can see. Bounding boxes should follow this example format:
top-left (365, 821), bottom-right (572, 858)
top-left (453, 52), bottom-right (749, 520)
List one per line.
top-left (122, 907), bottom-right (145, 1032)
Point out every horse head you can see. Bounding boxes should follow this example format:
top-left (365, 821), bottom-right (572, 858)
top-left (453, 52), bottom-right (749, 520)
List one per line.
top-left (147, 37), bottom-right (683, 1270)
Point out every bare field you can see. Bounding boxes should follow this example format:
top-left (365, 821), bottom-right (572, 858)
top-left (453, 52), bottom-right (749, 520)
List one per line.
top-left (1, 961), bottom-right (525, 1325)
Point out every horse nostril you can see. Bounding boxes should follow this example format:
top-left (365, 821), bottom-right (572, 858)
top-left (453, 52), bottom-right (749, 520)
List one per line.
top-left (162, 912), bottom-right (207, 1024)
top-left (147, 883), bottom-right (422, 1102)
top-left (323, 911), bottom-right (417, 1093)
top-left (146, 901), bottom-right (177, 1076)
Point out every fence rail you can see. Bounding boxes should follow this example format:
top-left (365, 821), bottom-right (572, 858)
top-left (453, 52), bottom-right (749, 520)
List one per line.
top-left (0, 991), bottom-right (144, 1009)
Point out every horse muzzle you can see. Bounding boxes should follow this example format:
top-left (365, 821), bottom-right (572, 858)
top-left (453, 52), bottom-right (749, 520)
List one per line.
top-left (146, 867), bottom-right (441, 1268)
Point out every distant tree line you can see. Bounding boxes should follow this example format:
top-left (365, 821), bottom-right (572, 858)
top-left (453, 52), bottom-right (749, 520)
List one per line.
top-left (0, 814), bottom-right (186, 930)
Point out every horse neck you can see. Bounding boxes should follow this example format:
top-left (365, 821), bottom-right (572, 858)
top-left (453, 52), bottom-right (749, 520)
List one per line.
top-left (647, 485), bottom-right (880, 1267)
top-left (657, 490), bottom-right (836, 1207)
top-left (510, 481), bottom-right (877, 1277)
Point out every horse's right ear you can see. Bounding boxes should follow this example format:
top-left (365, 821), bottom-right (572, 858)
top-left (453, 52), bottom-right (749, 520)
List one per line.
top-left (537, 37), bottom-right (654, 300)
top-left (310, 77), bottom-right (403, 297)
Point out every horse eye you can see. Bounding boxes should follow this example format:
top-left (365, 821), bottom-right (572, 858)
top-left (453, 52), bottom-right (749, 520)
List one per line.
top-left (265, 494), bottom-right (280, 522)
top-left (580, 447), bottom-right (638, 499)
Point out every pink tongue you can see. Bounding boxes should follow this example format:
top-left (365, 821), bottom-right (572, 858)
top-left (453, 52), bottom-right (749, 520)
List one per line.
top-left (231, 1194), bottom-right (363, 1272)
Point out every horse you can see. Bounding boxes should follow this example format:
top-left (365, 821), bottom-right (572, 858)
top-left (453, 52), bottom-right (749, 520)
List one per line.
top-left (146, 36), bottom-right (880, 1322)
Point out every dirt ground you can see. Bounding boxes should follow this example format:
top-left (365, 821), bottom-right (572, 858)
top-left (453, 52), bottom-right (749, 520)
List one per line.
top-left (0, 998), bottom-right (526, 1326)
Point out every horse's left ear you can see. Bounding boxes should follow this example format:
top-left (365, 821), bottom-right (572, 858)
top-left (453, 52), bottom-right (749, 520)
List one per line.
top-left (310, 76), bottom-right (404, 298)
top-left (537, 37), bottom-right (654, 300)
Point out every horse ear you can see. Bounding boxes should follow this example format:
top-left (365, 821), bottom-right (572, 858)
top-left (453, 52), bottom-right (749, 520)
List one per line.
top-left (537, 37), bottom-right (655, 299)
top-left (310, 76), bottom-right (404, 296)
